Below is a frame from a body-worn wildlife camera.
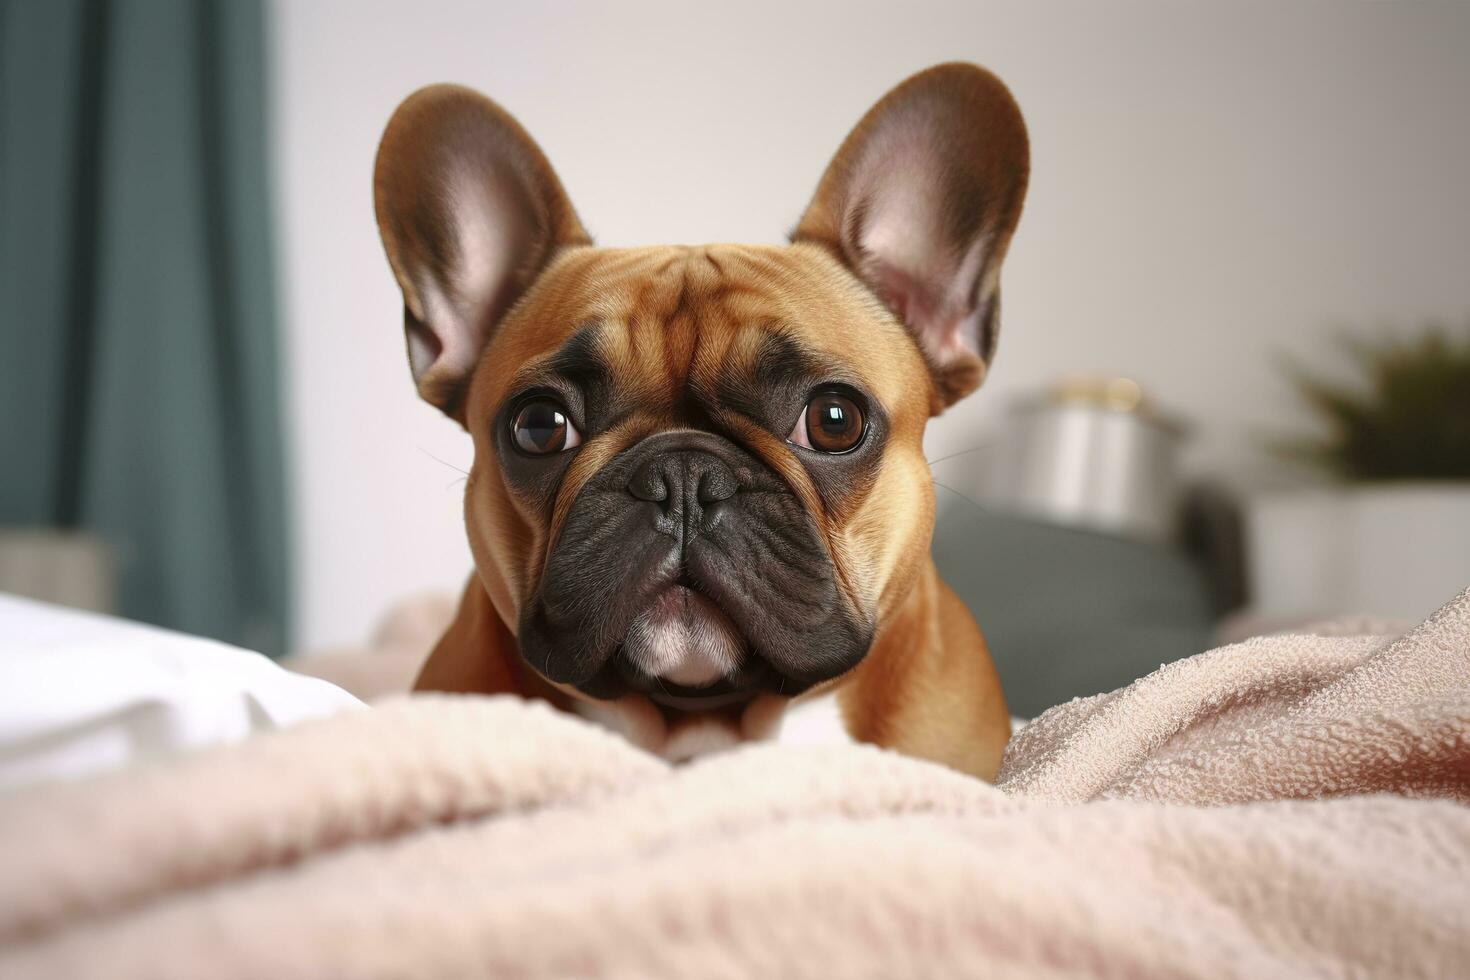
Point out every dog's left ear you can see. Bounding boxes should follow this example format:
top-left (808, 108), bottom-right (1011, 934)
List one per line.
top-left (793, 63), bottom-right (1029, 409)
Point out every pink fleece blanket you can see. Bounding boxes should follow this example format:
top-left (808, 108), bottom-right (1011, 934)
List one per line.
top-left (2, 590), bottom-right (1468, 978)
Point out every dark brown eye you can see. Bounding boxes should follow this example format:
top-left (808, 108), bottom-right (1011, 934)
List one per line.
top-left (790, 390), bottom-right (866, 454)
top-left (510, 398), bottom-right (582, 455)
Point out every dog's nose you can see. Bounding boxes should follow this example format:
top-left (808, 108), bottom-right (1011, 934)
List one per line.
top-left (627, 451), bottom-right (737, 523)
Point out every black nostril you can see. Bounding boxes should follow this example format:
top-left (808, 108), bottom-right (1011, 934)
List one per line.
top-left (627, 449), bottom-right (738, 520)
top-left (627, 459), bottom-right (670, 503)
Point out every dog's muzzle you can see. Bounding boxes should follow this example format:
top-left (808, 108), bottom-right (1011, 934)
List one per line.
top-left (517, 430), bottom-right (872, 706)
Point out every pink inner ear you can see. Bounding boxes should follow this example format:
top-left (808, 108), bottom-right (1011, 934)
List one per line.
top-left (847, 124), bottom-right (988, 370)
top-left (405, 318), bottom-right (441, 380)
top-left (864, 258), bottom-right (982, 368)
top-left (409, 163), bottom-right (529, 390)
top-left (857, 213), bottom-right (986, 369)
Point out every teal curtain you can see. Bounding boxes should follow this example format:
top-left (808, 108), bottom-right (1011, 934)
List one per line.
top-left (0, 0), bottom-right (290, 655)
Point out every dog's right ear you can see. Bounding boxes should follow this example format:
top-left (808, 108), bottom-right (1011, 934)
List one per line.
top-left (373, 85), bottom-right (590, 421)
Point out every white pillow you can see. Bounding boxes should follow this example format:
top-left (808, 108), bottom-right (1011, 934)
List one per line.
top-left (0, 594), bottom-right (363, 794)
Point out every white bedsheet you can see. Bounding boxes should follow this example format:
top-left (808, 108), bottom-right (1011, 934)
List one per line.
top-left (0, 594), bottom-right (362, 794)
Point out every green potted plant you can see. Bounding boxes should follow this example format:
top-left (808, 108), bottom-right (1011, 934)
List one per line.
top-left (1247, 325), bottom-right (1470, 622)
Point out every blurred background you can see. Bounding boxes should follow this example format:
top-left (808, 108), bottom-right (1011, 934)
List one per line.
top-left (3, 0), bottom-right (1468, 715)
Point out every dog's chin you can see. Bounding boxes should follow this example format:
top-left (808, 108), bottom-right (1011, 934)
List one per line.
top-left (558, 583), bottom-right (794, 760)
top-left (612, 583), bottom-right (778, 712)
top-left (621, 585), bottom-right (744, 688)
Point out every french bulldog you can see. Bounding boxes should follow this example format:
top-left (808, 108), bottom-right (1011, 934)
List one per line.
top-left (373, 63), bottom-right (1028, 778)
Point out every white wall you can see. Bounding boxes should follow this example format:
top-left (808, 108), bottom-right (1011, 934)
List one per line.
top-left (271, 0), bottom-right (1470, 650)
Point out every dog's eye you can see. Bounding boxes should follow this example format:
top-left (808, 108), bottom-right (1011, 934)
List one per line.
top-left (510, 398), bottom-right (582, 455)
top-left (788, 390), bottom-right (866, 454)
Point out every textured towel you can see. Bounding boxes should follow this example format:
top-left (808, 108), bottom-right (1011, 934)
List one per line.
top-left (1, 590), bottom-right (1468, 978)
top-left (999, 589), bottom-right (1470, 804)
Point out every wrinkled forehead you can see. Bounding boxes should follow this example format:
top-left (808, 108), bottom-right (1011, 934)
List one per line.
top-left (469, 243), bottom-right (928, 420)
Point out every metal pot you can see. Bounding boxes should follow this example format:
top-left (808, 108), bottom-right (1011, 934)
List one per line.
top-left (981, 377), bottom-right (1186, 542)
